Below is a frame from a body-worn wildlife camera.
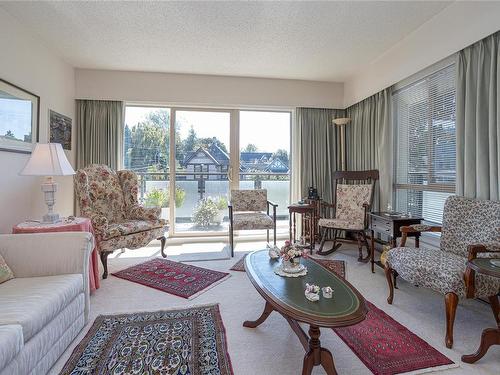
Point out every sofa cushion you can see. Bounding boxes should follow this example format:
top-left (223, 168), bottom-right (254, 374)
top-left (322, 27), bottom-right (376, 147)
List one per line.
top-left (0, 254), bottom-right (14, 285)
top-left (0, 324), bottom-right (22, 371)
top-left (387, 246), bottom-right (500, 298)
top-left (232, 212), bottom-right (274, 230)
top-left (0, 274), bottom-right (83, 341)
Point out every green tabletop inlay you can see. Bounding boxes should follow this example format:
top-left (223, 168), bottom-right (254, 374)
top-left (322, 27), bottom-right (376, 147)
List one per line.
top-left (246, 250), bottom-right (361, 319)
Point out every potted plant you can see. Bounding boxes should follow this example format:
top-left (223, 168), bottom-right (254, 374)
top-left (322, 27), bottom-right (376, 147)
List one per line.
top-left (145, 187), bottom-right (186, 219)
top-left (213, 196), bottom-right (228, 225)
top-left (192, 198), bottom-right (219, 227)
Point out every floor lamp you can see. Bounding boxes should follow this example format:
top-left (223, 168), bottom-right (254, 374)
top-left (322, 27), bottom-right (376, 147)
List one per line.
top-left (332, 117), bottom-right (351, 171)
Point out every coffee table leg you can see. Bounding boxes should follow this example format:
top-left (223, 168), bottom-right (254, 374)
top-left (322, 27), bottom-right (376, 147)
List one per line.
top-left (302, 325), bottom-right (337, 375)
top-left (461, 327), bottom-right (500, 363)
top-left (243, 302), bottom-right (274, 328)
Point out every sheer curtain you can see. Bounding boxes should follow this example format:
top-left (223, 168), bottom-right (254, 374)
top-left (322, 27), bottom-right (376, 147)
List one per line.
top-left (456, 31), bottom-right (500, 200)
top-left (76, 100), bottom-right (124, 170)
top-left (297, 107), bottom-right (344, 203)
top-left (345, 88), bottom-right (393, 211)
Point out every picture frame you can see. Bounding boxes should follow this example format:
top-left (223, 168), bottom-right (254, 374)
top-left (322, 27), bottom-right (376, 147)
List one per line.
top-left (49, 109), bottom-right (72, 150)
top-left (0, 78), bottom-right (40, 154)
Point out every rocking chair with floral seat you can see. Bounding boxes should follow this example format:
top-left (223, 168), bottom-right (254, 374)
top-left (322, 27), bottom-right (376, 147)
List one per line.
top-left (317, 170), bottom-right (379, 261)
top-left (75, 164), bottom-right (168, 279)
top-left (384, 196), bottom-right (500, 348)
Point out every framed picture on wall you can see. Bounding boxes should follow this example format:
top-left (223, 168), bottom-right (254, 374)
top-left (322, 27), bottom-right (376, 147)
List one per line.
top-left (49, 110), bottom-right (72, 150)
top-left (0, 78), bottom-right (40, 154)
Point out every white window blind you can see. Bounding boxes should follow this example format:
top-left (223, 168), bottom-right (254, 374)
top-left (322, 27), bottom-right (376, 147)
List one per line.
top-left (393, 64), bottom-right (456, 224)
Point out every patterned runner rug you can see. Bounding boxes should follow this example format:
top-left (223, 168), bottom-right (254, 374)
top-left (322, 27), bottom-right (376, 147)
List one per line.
top-left (229, 254), bottom-right (247, 271)
top-left (60, 304), bottom-right (233, 375)
top-left (112, 258), bottom-right (230, 299)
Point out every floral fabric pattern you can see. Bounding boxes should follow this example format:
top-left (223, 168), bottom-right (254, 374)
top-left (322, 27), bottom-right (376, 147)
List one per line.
top-left (387, 246), bottom-right (500, 299)
top-left (0, 254), bottom-right (14, 284)
top-left (231, 190), bottom-right (268, 212)
top-left (440, 196), bottom-right (500, 258)
top-left (75, 164), bottom-right (167, 254)
top-left (387, 196), bottom-right (500, 300)
top-left (232, 213), bottom-right (274, 230)
top-left (318, 218), bottom-right (365, 230)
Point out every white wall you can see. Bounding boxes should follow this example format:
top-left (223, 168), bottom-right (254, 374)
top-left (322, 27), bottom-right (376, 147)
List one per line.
top-left (0, 8), bottom-right (75, 233)
top-left (343, 2), bottom-right (500, 107)
top-left (75, 69), bottom-right (344, 109)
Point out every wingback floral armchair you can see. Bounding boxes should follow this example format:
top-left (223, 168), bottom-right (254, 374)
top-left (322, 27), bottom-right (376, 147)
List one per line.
top-left (385, 196), bottom-right (500, 348)
top-left (75, 164), bottom-right (168, 278)
top-left (228, 189), bottom-right (277, 257)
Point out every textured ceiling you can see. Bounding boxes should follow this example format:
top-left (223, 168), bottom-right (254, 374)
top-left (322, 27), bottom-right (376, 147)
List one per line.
top-left (0, 1), bottom-right (451, 82)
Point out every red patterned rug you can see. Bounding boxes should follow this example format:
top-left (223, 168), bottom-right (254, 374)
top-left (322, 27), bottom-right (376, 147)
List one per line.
top-left (230, 254), bottom-right (247, 271)
top-left (112, 259), bottom-right (230, 299)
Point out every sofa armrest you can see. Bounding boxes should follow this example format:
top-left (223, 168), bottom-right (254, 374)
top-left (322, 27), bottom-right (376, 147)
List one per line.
top-left (0, 232), bottom-right (93, 278)
top-left (127, 204), bottom-right (161, 221)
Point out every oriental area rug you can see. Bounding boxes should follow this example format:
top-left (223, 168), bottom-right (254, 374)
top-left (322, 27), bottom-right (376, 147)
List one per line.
top-left (60, 304), bottom-right (233, 375)
top-left (112, 258), bottom-right (230, 299)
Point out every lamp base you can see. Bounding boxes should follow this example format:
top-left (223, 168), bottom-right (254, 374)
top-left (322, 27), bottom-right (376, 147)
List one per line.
top-left (42, 212), bottom-right (61, 224)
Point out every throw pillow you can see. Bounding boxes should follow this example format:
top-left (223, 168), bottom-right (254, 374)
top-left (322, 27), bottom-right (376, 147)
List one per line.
top-left (0, 254), bottom-right (14, 284)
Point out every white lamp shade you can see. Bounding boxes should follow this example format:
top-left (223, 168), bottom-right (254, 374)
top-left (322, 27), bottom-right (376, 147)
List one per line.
top-left (332, 117), bottom-right (351, 126)
top-left (20, 143), bottom-right (75, 176)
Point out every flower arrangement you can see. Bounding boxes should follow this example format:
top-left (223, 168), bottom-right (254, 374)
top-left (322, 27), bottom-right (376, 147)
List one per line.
top-left (280, 240), bottom-right (309, 262)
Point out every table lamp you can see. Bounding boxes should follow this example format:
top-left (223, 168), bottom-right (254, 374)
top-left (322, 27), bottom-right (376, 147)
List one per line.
top-left (20, 143), bottom-right (75, 223)
top-left (332, 117), bottom-right (351, 171)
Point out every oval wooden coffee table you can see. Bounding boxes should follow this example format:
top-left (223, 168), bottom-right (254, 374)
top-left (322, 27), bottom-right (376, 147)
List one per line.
top-left (244, 250), bottom-right (367, 375)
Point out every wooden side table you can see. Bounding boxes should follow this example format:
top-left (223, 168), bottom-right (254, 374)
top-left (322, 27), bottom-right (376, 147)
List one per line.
top-left (461, 258), bottom-right (500, 363)
top-left (12, 217), bottom-right (100, 293)
top-left (368, 212), bottom-right (423, 273)
top-left (288, 204), bottom-right (315, 251)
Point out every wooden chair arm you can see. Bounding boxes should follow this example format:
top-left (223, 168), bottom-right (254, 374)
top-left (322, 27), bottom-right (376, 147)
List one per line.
top-left (467, 243), bottom-right (500, 261)
top-left (400, 224), bottom-right (442, 247)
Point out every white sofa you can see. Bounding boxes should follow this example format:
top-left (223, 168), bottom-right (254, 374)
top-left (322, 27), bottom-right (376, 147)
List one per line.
top-left (0, 232), bottom-right (93, 375)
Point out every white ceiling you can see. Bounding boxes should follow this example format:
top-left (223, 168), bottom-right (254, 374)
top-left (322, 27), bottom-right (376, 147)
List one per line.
top-left (0, 1), bottom-right (452, 82)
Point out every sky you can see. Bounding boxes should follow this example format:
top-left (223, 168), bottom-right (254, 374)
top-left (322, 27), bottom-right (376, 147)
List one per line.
top-left (125, 107), bottom-right (290, 153)
top-left (0, 98), bottom-right (32, 140)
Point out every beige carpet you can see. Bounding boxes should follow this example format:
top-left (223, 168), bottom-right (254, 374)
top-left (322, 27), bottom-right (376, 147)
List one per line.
top-left (50, 242), bottom-right (499, 375)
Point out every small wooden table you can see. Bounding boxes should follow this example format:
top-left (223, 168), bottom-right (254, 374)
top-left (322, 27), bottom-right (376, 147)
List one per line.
top-left (368, 212), bottom-right (423, 273)
top-left (244, 250), bottom-right (367, 375)
top-left (461, 258), bottom-right (500, 364)
top-left (288, 204), bottom-right (315, 251)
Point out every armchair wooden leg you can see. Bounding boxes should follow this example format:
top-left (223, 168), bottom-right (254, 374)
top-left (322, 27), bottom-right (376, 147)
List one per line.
top-left (230, 225), bottom-right (234, 257)
top-left (158, 236), bottom-right (167, 258)
top-left (100, 251), bottom-right (110, 279)
top-left (384, 263), bottom-right (394, 304)
top-left (445, 292), bottom-right (459, 349)
top-left (489, 295), bottom-right (499, 324)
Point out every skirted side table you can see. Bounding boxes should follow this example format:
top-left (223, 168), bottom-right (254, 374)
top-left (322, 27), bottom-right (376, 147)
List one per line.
top-left (12, 217), bottom-right (100, 293)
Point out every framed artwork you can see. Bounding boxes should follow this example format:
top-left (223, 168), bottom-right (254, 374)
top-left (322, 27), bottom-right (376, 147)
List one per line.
top-left (0, 78), bottom-right (40, 154)
top-left (49, 110), bottom-right (72, 150)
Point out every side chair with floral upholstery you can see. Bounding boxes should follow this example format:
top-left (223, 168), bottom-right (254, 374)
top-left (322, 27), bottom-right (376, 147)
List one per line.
top-left (317, 170), bottom-right (379, 261)
top-left (228, 189), bottom-right (277, 257)
top-left (75, 164), bottom-right (168, 278)
top-left (385, 196), bottom-right (500, 348)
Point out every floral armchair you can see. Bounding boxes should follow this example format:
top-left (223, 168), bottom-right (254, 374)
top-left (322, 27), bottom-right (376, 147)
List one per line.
top-left (75, 164), bottom-right (168, 278)
top-left (317, 170), bottom-right (378, 260)
top-left (228, 189), bottom-right (277, 257)
top-left (385, 196), bottom-right (500, 348)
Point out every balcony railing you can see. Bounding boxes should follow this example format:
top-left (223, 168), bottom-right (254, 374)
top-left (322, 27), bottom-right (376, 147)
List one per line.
top-left (134, 171), bottom-right (290, 232)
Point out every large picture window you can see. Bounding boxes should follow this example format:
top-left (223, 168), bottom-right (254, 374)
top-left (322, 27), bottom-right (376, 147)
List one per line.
top-left (393, 64), bottom-right (456, 224)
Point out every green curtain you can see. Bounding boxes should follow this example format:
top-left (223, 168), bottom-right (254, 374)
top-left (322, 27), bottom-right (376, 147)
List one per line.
top-left (76, 100), bottom-right (124, 170)
top-left (298, 107), bottom-right (344, 203)
top-left (456, 31), bottom-right (500, 200)
top-left (345, 88), bottom-right (393, 211)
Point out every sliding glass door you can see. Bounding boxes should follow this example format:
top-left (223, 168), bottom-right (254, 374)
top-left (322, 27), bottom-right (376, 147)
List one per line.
top-left (172, 109), bottom-right (234, 235)
top-left (123, 106), bottom-right (291, 239)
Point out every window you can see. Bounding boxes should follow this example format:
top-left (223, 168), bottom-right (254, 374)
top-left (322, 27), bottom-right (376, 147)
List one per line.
top-left (393, 64), bottom-right (456, 224)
